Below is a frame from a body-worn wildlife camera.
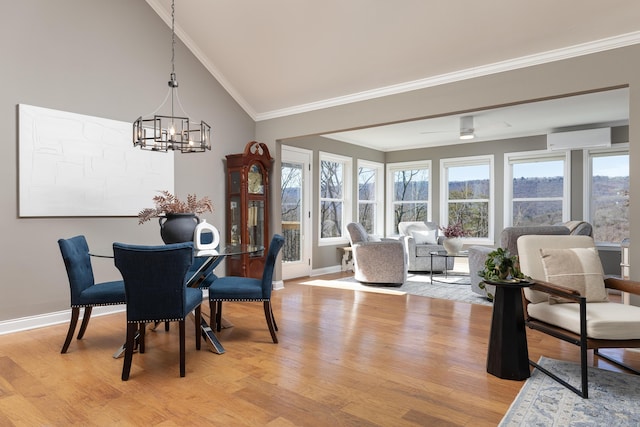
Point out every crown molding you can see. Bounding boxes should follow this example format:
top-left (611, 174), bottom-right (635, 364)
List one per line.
top-left (256, 31), bottom-right (640, 121)
top-left (144, 1), bottom-right (640, 123)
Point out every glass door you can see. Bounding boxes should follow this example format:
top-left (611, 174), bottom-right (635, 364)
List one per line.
top-left (281, 145), bottom-right (312, 279)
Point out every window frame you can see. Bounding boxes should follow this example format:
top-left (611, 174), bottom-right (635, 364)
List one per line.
top-left (318, 151), bottom-right (352, 246)
top-left (582, 143), bottom-right (629, 248)
top-left (357, 159), bottom-right (384, 237)
top-left (503, 150), bottom-right (571, 228)
top-left (439, 155), bottom-right (494, 245)
top-left (385, 160), bottom-right (432, 236)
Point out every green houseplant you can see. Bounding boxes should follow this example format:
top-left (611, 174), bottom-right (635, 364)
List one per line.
top-left (478, 247), bottom-right (529, 300)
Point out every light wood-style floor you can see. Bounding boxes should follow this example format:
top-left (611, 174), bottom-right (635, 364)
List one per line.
top-left (1, 272), bottom-right (639, 426)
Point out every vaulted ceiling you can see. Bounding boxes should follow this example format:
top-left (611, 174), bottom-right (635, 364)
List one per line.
top-left (146, 1), bottom-right (640, 149)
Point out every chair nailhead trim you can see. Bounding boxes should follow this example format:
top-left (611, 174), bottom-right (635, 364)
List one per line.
top-left (71, 302), bottom-right (126, 308)
top-left (127, 318), bottom-right (185, 324)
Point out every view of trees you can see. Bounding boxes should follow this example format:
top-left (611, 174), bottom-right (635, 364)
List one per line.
top-left (320, 160), bottom-right (343, 238)
top-left (281, 162), bottom-right (302, 262)
top-left (591, 175), bottom-right (629, 243)
top-left (392, 169), bottom-right (429, 233)
top-left (358, 167), bottom-right (376, 234)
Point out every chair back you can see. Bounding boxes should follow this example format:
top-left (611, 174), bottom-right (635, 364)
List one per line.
top-left (500, 225), bottom-right (570, 257)
top-left (346, 222), bottom-right (369, 245)
top-left (261, 234), bottom-right (285, 299)
top-left (113, 242), bottom-right (194, 322)
top-left (398, 221), bottom-right (439, 237)
top-left (58, 235), bottom-right (95, 305)
top-left (517, 235), bottom-right (596, 303)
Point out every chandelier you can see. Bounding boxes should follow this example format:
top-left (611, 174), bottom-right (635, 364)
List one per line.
top-left (133, 0), bottom-right (211, 153)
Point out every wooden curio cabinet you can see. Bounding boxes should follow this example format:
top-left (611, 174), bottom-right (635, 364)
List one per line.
top-left (225, 141), bottom-right (273, 278)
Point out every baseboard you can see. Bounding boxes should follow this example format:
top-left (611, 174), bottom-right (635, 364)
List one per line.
top-left (311, 265), bottom-right (342, 276)
top-left (273, 280), bottom-right (285, 290)
top-left (0, 305), bottom-right (125, 336)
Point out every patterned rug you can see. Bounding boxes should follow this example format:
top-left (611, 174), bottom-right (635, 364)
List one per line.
top-left (500, 356), bottom-right (640, 426)
top-left (300, 273), bottom-right (492, 306)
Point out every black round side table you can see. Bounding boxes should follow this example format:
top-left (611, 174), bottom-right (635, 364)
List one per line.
top-left (485, 280), bottom-right (533, 380)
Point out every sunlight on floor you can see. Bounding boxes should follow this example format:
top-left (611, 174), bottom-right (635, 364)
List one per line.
top-left (298, 279), bottom-right (407, 295)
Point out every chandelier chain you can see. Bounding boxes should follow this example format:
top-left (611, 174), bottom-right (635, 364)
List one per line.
top-left (171, 0), bottom-right (176, 76)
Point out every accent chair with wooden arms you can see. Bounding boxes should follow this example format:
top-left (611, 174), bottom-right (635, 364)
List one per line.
top-left (58, 235), bottom-right (126, 354)
top-left (517, 234), bottom-right (640, 398)
top-left (113, 241), bottom-right (202, 381)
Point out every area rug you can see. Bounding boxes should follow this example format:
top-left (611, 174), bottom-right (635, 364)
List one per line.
top-left (500, 356), bottom-right (640, 426)
top-left (300, 273), bottom-right (492, 306)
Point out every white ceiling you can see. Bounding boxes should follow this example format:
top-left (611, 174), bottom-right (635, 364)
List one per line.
top-left (146, 0), bottom-right (639, 149)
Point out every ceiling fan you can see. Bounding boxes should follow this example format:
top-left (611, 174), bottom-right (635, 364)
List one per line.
top-left (419, 115), bottom-right (512, 140)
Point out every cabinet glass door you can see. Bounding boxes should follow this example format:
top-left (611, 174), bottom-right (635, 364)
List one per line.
top-left (247, 200), bottom-right (264, 249)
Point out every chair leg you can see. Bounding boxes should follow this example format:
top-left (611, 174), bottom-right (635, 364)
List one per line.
top-left (216, 301), bottom-right (223, 332)
top-left (122, 323), bottom-right (137, 381)
top-left (194, 306), bottom-right (201, 351)
top-left (61, 307), bottom-right (80, 354)
top-left (139, 323), bottom-right (146, 354)
top-left (209, 299), bottom-right (217, 331)
top-left (179, 319), bottom-right (186, 377)
top-left (165, 321), bottom-right (170, 331)
top-left (271, 305), bottom-right (278, 331)
top-left (76, 306), bottom-right (92, 339)
top-left (263, 301), bottom-right (278, 343)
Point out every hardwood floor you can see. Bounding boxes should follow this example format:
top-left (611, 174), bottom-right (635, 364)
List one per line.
top-left (1, 272), bottom-right (639, 426)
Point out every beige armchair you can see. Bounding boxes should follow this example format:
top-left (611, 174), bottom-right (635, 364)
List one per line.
top-left (346, 223), bottom-right (407, 285)
top-left (517, 234), bottom-right (640, 398)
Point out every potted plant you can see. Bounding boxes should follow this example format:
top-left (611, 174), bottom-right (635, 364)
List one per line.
top-left (439, 222), bottom-right (466, 254)
top-left (478, 246), bottom-right (528, 282)
top-left (138, 190), bottom-right (213, 243)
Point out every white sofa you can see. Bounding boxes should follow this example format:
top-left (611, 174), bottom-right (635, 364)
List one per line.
top-left (398, 221), bottom-right (454, 272)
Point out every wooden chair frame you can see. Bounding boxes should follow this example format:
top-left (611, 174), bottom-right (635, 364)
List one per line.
top-left (524, 277), bottom-right (640, 398)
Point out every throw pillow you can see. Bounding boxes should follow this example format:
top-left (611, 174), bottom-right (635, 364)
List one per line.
top-left (411, 229), bottom-right (437, 245)
top-left (540, 247), bottom-right (609, 304)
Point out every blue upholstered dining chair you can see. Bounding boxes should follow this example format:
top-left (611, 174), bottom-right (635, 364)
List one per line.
top-left (208, 234), bottom-right (285, 343)
top-left (58, 235), bottom-right (126, 354)
top-left (113, 241), bottom-right (202, 381)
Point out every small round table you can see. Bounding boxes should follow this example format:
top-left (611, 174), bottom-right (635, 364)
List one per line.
top-left (485, 279), bottom-right (533, 380)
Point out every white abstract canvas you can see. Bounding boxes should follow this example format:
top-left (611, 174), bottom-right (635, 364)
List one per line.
top-left (19, 104), bottom-right (174, 217)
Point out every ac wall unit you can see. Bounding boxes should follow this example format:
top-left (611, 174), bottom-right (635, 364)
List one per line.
top-left (547, 127), bottom-right (611, 151)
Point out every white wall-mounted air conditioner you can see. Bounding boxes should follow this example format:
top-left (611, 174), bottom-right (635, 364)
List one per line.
top-left (547, 127), bottom-right (611, 151)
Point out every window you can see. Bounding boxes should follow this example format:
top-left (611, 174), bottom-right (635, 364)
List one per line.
top-left (386, 161), bottom-right (431, 235)
top-left (584, 146), bottom-right (629, 245)
top-left (357, 160), bottom-right (384, 236)
top-left (505, 151), bottom-right (570, 227)
top-left (319, 152), bottom-right (352, 244)
top-left (440, 156), bottom-right (493, 242)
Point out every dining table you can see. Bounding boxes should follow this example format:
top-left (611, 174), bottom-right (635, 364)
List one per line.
top-left (109, 243), bottom-right (263, 358)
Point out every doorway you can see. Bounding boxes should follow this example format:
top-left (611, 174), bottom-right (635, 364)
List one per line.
top-left (281, 145), bottom-right (312, 279)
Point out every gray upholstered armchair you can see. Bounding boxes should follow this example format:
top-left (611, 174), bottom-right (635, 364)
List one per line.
top-left (398, 221), bottom-right (454, 272)
top-left (468, 221), bottom-right (593, 299)
top-left (346, 223), bottom-right (407, 285)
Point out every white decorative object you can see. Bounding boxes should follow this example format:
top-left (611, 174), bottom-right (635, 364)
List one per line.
top-left (194, 219), bottom-right (220, 256)
top-left (443, 237), bottom-right (463, 254)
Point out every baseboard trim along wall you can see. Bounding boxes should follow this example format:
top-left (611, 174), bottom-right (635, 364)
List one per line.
top-left (0, 305), bottom-right (125, 336)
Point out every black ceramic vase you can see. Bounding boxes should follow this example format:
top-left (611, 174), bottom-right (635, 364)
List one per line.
top-left (159, 213), bottom-right (199, 244)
